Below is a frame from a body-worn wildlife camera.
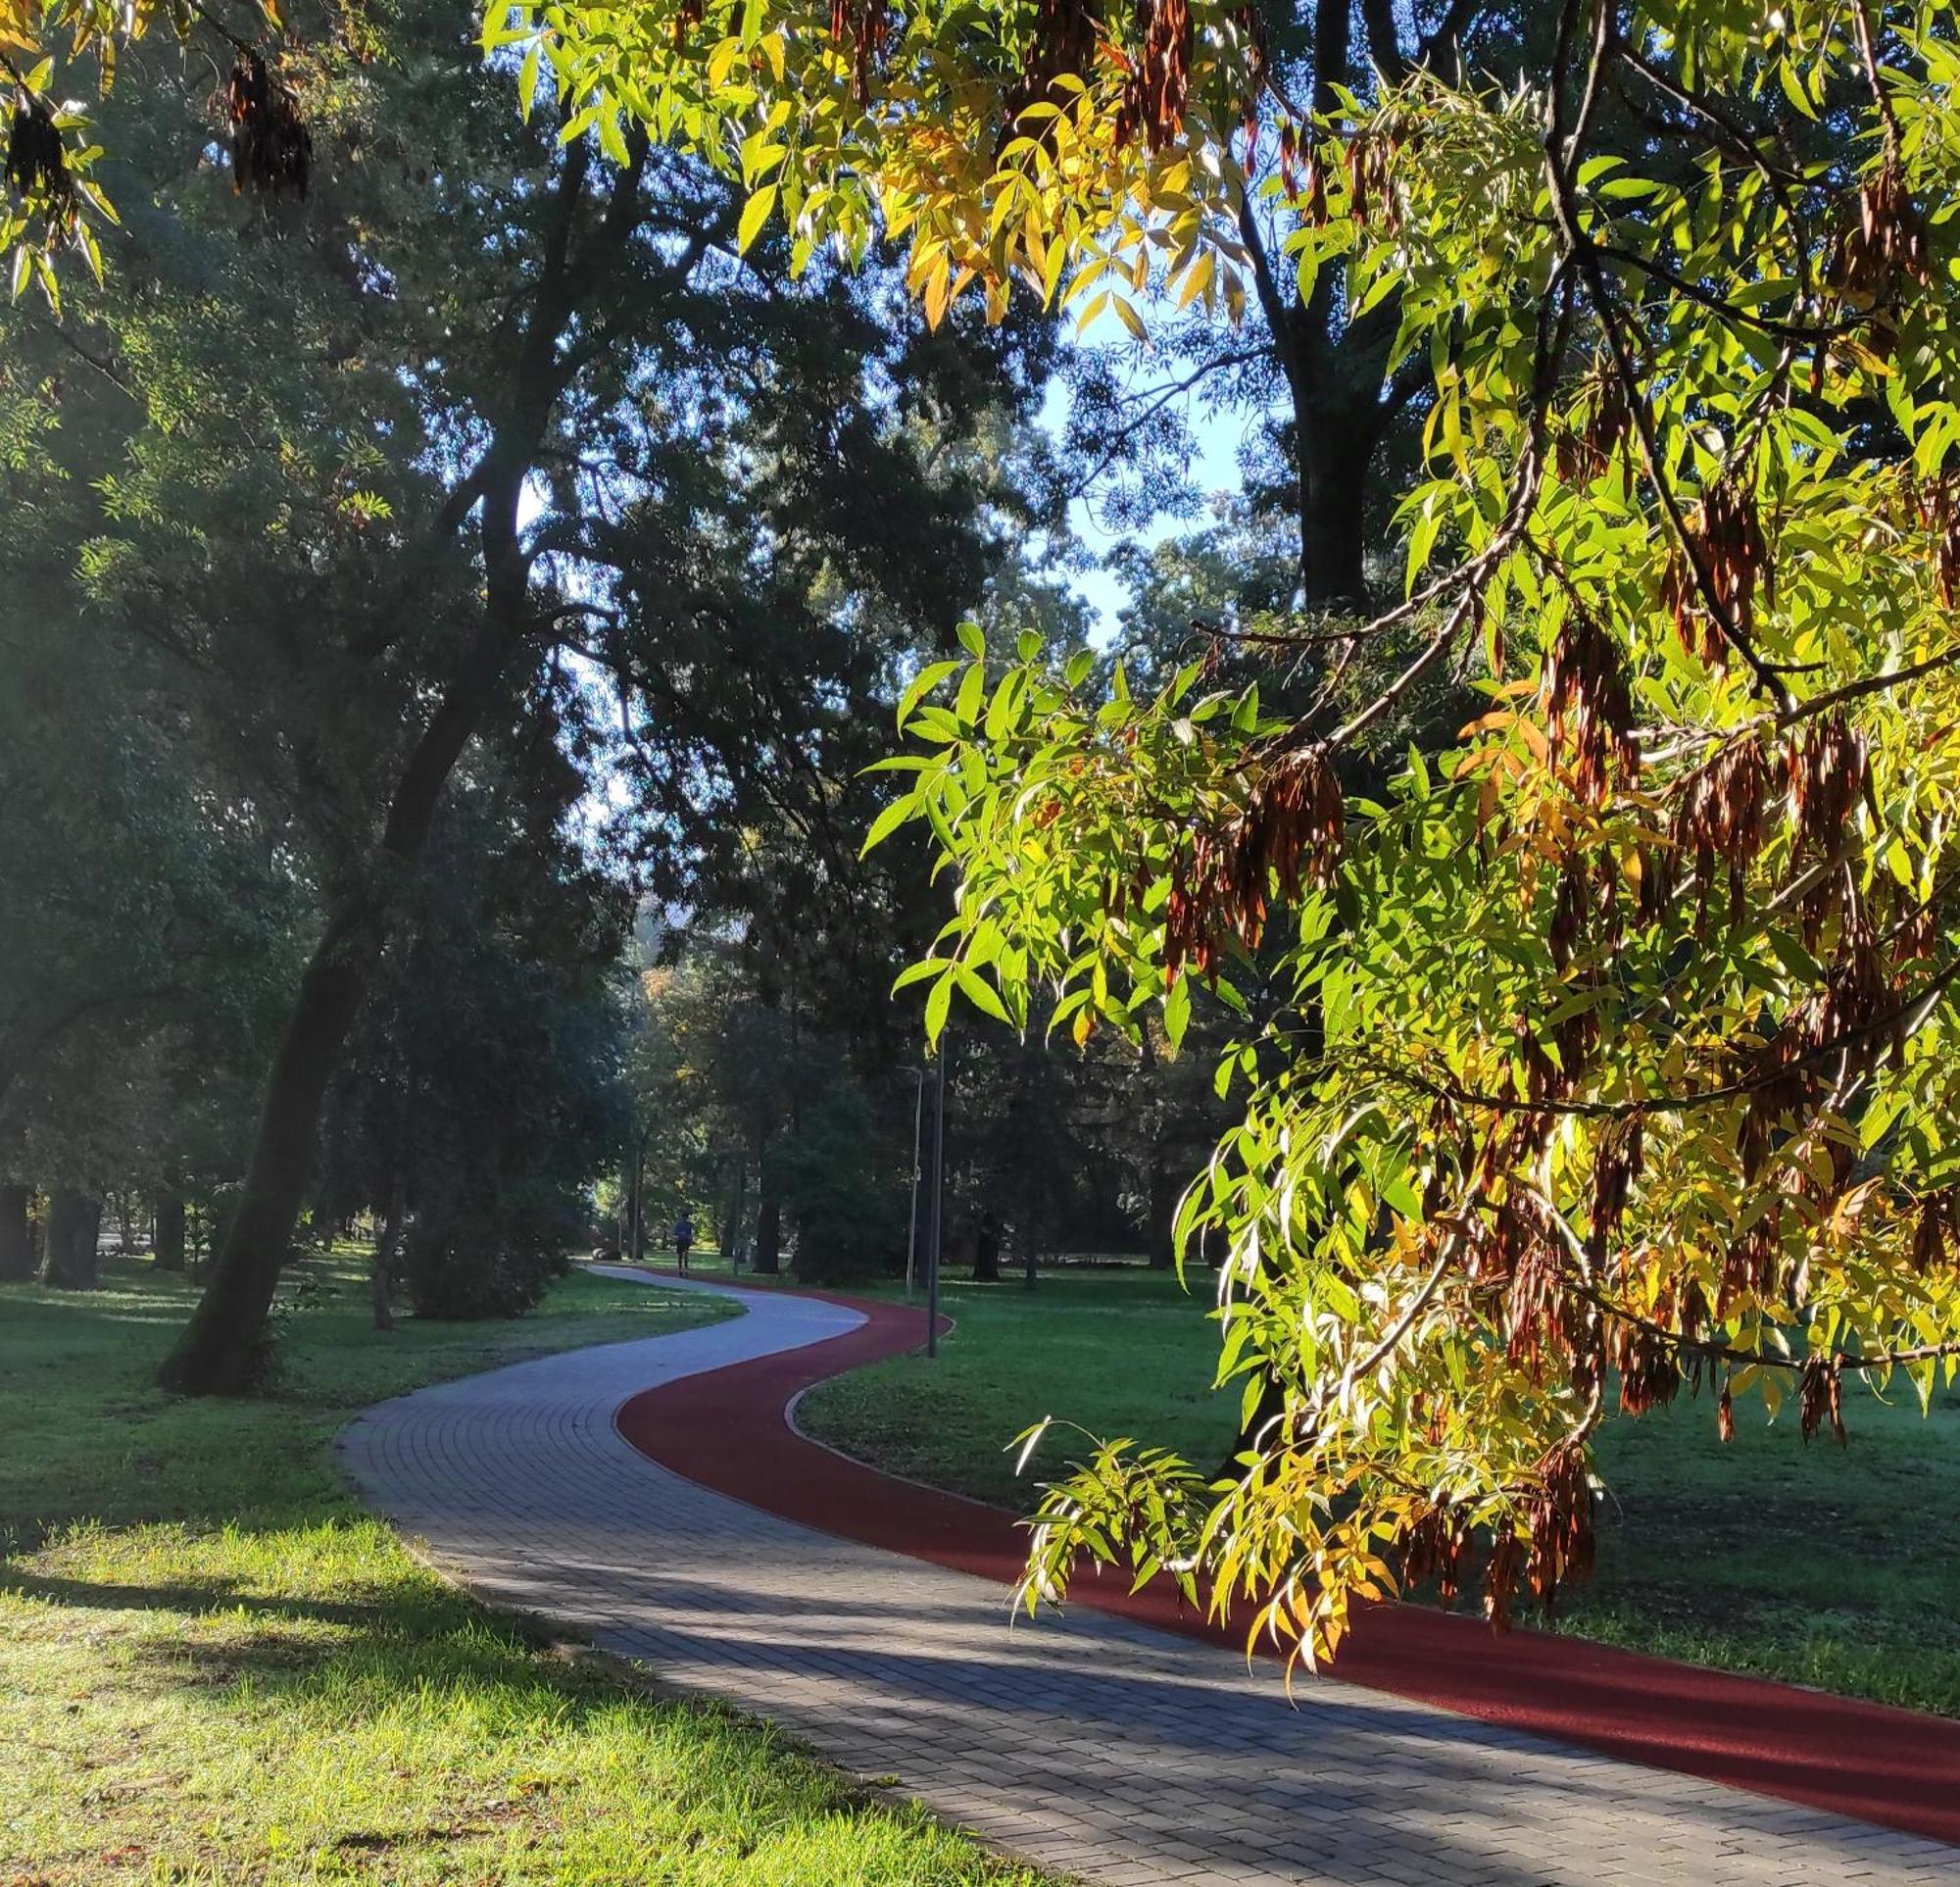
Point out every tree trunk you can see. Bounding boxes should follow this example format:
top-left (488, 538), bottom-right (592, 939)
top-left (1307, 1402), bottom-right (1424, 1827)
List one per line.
top-left (156, 898), bottom-right (387, 1392)
top-left (0, 1184), bottom-right (31, 1282)
top-left (371, 1172), bottom-right (406, 1331)
top-left (753, 1190), bottom-right (781, 1275)
top-left (153, 1192), bottom-right (187, 1272)
top-left (627, 1137), bottom-right (648, 1264)
top-left (721, 1152), bottom-right (747, 1265)
top-left (1018, 1217), bottom-right (1038, 1291)
top-left (39, 1189), bottom-right (98, 1289)
top-left (972, 1207), bottom-right (1002, 1283)
top-left (1298, 405), bottom-right (1377, 613)
top-left (1146, 1145), bottom-right (1182, 1270)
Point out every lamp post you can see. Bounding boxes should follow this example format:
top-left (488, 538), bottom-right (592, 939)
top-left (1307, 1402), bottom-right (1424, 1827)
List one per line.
top-left (925, 1029), bottom-right (950, 1359)
top-left (902, 1066), bottom-right (926, 1300)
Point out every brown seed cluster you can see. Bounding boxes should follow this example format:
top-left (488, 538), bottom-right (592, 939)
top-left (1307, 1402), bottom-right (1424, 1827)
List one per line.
top-left (1113, 0), bottom-right (1193, 154)
top-left (829, 0), bottom-right (890, 105)
top-left (1163, 745), bottom-right (1344, 980)
top-left (1907, 471), bottom-right (1960, 607)
top-left (1662, 481), bottom-right (1769, 666)
top-left (1787, 714), bottom-right (1865, 863)
top-left (1554, 363), bottom-right (1632, 485)
top-left (1825, 158), bottom-right (1932, 318)
top-left (229, 53), bottom-right (312, 199)
top-left (1670, 739), bottom-right (1770, 924)
top-left (1913, 1188), bottom-right (1960, 1272)
top-left (1541, 612), bottom-right (1639, 805)
top-left (1001, 0), bottom-right (1104, 143)
top-left (5, 100), bottom-right (69, 215)
top-left (1399, 1501), bottom-right (1469, 1610)
top-left (1797, 1354), bottom-right (1846, 1446)
top-left (1525, 1439), bottom-right (1595, 1612)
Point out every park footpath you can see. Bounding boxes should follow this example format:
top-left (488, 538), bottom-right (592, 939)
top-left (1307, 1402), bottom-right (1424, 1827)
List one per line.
top-left (338, 1269), bottom-right (1960, 1887)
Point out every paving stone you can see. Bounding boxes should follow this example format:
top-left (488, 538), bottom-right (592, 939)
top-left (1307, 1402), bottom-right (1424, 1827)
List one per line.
top-left (339, 1272), bottom-right (1954, 1887)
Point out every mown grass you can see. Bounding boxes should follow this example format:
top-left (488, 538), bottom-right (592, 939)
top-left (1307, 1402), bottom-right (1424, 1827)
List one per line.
top-left (0, 1254), bottom-right (1058, 1886)
top-left (794, 1262), bottom-right (1960, 1717)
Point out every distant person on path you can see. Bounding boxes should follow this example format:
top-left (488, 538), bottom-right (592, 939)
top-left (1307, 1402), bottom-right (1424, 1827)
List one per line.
top-left (673, 1213), bottom-right (695, 1275)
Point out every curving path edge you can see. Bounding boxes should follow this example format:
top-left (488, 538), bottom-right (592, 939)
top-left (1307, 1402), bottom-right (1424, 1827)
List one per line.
top-left (341, 1267), bottom-right (1959, 1886)
top-left (613, 1268), bottom-right (1960, 1851)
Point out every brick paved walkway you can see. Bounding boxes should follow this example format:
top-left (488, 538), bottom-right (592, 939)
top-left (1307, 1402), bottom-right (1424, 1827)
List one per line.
top-left (339, 1273), bottom-right (1957, 1887)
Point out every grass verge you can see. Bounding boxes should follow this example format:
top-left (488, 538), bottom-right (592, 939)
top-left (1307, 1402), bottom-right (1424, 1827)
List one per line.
top-left (0, 1253), bottom-right (1057, 1886)
top-left (793, 1263), bottom-right (1960, 1717)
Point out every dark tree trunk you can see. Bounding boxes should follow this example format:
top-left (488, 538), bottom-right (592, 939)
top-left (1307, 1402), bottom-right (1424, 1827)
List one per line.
top-left (39, 1189), bottom-right (98, 1289)
top-left (972, 1208), bottom-right (1002, 1283)
top-left (156, 899), bottom-right (386, 1391)
top-left (722, 1153), bottom-right (747, 1265)
top-left (1146, 1146), bottom-right (1182, 1270)
top-left (1298, 402), bottom-right (1379, 613)
top-left (627, 1138), bottom-right (648, 1264)
top-left (153, 1193), bottom-right (187, 1273)
top-left (0, 1184), bottom-right (31, 1282)
top-left (1018, 1217), bottom-right (1038, 1291)
top-left (372, 1172), bottom-right (406, 1332)
top-left (753, 1190), bottom-right (781, 1276)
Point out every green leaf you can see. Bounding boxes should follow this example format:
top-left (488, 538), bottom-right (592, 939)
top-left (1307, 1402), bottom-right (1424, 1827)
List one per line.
top-left (737, 182), bottom-right (777, 253)
top-left (924, 968), bottom-right (954, 1043)
top-left (896, 659), bottom-right (961, 730)
top-left (860, 793), bottom-right (917, 856)
top-left (955, 964), bottom-right (1010, 1023)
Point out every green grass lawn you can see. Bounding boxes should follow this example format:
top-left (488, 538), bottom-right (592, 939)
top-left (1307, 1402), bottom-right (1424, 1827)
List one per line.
top-left (0, 1253), bottom-right (1057, 1886)
top-left (794, 1263), bottom-right (1960, 1717)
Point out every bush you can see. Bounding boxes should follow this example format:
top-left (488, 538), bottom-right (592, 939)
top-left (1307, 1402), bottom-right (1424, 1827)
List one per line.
top-left (401, 1182), bottom-right (577, 1319)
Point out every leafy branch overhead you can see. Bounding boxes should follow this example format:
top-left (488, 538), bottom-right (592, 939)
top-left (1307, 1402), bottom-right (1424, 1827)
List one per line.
top-left (604, 0), bottom-right (1960, 1666)
top-left (1, 0), bottom-right (305, 305)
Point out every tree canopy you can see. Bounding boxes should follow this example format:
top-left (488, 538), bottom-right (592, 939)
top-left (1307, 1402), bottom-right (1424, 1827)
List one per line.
top-left (519, 0), bottom-right (1960, 1664)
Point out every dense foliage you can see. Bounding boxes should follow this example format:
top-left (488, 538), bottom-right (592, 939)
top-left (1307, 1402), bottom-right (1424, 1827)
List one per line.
top-left (557, 0), bottom-right (1960, 1665)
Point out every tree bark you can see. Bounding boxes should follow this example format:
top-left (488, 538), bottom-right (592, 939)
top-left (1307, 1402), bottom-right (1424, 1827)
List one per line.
top-left (721, 1152), bottom-right (747, 1265)
top-left (972, 1207), bottom-right (1002, 1283)
top-left (753, 1189), bottom-right (782, 1275)
top-left (0, 1184), bottom-right (31, 1282)
top-left (371, 1171), bottom-right (406, 1331)
top-left (1298, 399), bottom-right (1380, 612)
top-left (1146, 1145), bottom-right (1182, 1269)
top-left (39, 1189), bottom-right (98, 1289)
top-left (153, 1192), bottom-right (187, 1272)
top-left (627, 1136), bottom-right (648, 1264)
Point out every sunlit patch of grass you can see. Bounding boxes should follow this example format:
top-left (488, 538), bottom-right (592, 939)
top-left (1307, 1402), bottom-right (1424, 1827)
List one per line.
top-left (0, 1258), bottom-right (1055, 1885)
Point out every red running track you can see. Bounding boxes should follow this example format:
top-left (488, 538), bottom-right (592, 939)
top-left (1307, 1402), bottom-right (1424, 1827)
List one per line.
top-left (613, 1274), bottom-right (1960, 1850)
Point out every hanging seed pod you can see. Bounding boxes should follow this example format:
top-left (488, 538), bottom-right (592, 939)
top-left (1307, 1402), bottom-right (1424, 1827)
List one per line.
top-left (1162, 746), bottom-right (1343, 982)
top-left (1115, 0), bottom-right (1193, 154)
top-left (1526, 1440), bottom-right (1595, 1612)
top-left (1797, 1354), bottom-right (1846, 1446)
top-left (1672, 737), bottom-right (1770, 925)
top-left (1823, 157), bottom-right (1932, 333)
top-left (5, 100), bottom-right (68, 200)
top-left (1585, 1117), bottom-right (1643, 1270)
top-left (229, 52), bottom-right (313, 199)
top-left (1002, 0), bottom-right (1102, 149)
top-left (828, 0), bottom-right (890, 105)
top-left (1540, 611), bottom-right (1639, 806)
top-left (1483, 1528), bottom-right (1525, 1630)
top-left (1400, 1501), bottom-right (1469, 1608)
top-left (1787, 714), bottom-right (1865, 863)
top-left (1505, 1230), bottom-right (1583, 1384)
